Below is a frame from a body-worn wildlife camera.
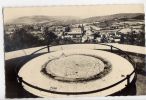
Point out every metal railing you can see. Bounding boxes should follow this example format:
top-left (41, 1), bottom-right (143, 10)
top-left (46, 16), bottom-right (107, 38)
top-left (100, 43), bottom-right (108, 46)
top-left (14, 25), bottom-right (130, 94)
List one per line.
top-left (16, 43), bottom-right (137, 95)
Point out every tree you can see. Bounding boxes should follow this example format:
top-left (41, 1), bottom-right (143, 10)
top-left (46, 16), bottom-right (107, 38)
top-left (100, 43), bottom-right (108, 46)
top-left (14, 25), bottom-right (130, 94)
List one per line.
top-left (43, 27), bottom-right (57, 52)
top-left (4, 34), bottom-right (12, 52)
top-left (137, 31), bottom-right (145, 46)
top-left (65, 25), bottom-right (70, 32)
top-left (120, 34), bottom-right (125, 44)
top-left (4, 27), bottom-right (42, 51)
top-left (129, 32), bottom-right (135, 45)
top-left (101, 34), bottom-right (107, 43)
top-left (17, 28), bottom-right (37, 45)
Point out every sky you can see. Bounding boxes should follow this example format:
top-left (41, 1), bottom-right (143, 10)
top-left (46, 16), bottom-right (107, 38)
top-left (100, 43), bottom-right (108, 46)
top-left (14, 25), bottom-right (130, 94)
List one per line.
top-left (3, 4), bottom-right (144, 22)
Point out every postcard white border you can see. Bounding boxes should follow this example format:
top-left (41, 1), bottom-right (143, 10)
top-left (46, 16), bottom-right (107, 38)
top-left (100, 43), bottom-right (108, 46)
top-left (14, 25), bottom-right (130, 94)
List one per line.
top-left (0, 0), bottom-right (146, 100)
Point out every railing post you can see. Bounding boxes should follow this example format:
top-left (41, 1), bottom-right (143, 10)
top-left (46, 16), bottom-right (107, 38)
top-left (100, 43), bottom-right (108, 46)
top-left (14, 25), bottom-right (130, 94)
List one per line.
top-left (47, 45), bottom-right (50, 53)
top-left (110, 45), bottom-right (113, 52)
top-left (126, 75), bottom-right (130, 86)
top-left (18, 77), bottom-right (23, 86)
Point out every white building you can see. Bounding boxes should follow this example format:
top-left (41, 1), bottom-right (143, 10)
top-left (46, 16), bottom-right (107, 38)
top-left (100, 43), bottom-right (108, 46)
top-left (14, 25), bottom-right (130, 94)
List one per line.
top-left (66, 28), bottom-right (83, 42)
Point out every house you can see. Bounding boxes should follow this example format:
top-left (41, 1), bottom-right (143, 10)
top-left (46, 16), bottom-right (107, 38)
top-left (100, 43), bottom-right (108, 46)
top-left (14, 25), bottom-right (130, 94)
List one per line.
top-left (66, 28), bottom-right (83, 42)
top-left (90, 25), bottom-right (101, 31)
top-left (55, 26), bottom-right (65, 32)
top-left (82, 30), bottom-right (95, 42)
top-left (84, 26), bottom-right (91, 31)
top-left (118, 28), bottom-right (132, 34)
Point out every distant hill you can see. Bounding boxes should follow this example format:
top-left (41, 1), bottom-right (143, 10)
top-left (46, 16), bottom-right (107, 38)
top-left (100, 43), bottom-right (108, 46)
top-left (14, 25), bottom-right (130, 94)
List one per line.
top-left (5, 13), bottom-right (144, 25)
top-left (132, 15), bottom-right (145, 20)
top-left (6, 16), bottom-right (81, 25)
top-left (81, 13), bottom-right (144, 23)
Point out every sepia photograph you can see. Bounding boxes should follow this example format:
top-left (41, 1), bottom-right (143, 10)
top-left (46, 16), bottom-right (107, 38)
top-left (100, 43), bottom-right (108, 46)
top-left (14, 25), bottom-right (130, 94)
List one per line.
top-left (3, 5), bottom-right (145, 98)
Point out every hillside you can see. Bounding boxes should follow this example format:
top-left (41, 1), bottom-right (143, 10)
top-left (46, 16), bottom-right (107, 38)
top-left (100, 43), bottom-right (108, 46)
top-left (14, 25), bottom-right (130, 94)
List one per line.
top-left (81, 13), bottom-right (144, 23)
top-left (5, 13), bottom-right (144, 25)
top-left (6, 16), bottom-right (81, 25)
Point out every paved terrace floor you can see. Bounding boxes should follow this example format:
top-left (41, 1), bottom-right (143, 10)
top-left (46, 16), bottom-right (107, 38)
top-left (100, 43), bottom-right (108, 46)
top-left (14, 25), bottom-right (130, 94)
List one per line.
top-left (5, 43), bottom-right (146, 60)
top-left (18, 49), bottom-right (135, 97)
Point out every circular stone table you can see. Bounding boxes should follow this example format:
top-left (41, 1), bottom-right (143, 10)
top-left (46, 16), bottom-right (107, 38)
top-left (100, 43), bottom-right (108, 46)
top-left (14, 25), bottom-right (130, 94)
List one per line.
top-left (18, 49), bottom-right (135, 97)
top-left (43, 54), bottom-right (108, 82)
